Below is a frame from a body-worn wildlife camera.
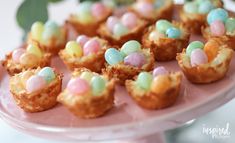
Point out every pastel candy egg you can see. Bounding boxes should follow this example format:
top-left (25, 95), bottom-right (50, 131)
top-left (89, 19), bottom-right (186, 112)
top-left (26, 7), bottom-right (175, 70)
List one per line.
top-left (78, 1), bottom-right (92, 14)
top-left (124, 52), bottom-right (146, 67)
top-left (153, 66), bottom-right (168, 77)
top-left (65, 41), bottom-right (83, 57)
top-left (113, 23), bottom-right (129, 37)
top-left (67, 78), bottom-right (90, 94)
top-left (91, 76), bottom-right (106, 95)
top-left (31, 21), bottom-right (44, 41)
top-left (121, 12), bottom-right (138, 29)
top-left (20, 53), bottom-right (40, 67)
top-left (204, 40), bottom-right (219, 62)
top-left (186, 41), bottom-right (204, 56)
top-left (166, 27), bottom-right (181, 38)
top-left (106, 16), bottom-right (119, 32)
top-left (21, 71), bottom-right (34, 86)
top-left (26, 44), bottom-right (43, 58)
top-left (80, 71), bottom-right (94, 82)
top-left (151, 75), bottom-right (171, 94)
top-left (136, 72), bottom-right (153, 90)
top-left (76, 35), bottom-right (89, 47)
top-left (77, 11), bottom-right (93, 24)
top-left (190, 49), bottom-right (208, 67)
top-left (198, 1), bottom-right (214, 14)
top-left (38, 67), bottom-right (56, 84)
top-left (83, 39), bottom-right (101, 56)
top-left (12, 48), bottom-right (26, 63)
top-left (225, 18), bottom-right (235, 33)
top-left (207, 8), bottom-right (228, 24)
top-left (149, 31), bottom-right (165, 41)
top-left (154, 0), bottom-right (165, 8)
top-left (183, 2), bottom-right (198, 13)
top-left (91, 2), bottom-right (107, 20)
top-left (43, 21), bottom-right (60, 39)
top-left (156, 20), bottom-right (173, 34)
top-left (26, 75), bottom-right (47, 93)
top-left (120, 40), bottom-right (141, 56)
top-left (105, 48), bottom-right (123, 65)
top-left (210, 20), bottom-right (225, 36)
top-left (136, 1), bottom-right (154, 17)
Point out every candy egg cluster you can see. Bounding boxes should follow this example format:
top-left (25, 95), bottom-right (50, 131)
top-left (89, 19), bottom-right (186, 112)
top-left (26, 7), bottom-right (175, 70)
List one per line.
top-left (106, 12), bottom-right (139, 38)
top-left (67, 71), bottom-right (106, 95)
top-left (105, 40), bottom-right (147, 67)
top-left (207, 8), bottom-right (235, 36)
top-left (183, 0), bottom-right (215, 14)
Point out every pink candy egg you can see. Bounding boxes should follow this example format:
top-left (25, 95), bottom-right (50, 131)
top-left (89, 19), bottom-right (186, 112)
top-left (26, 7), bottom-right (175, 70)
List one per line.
top-left (153, 66), bottom-right (168, 77)
top-left (12, 48), bottom-right (26, 63)
top-left (124, 52), bottom-right (146, 67)
top-left (26, 75), bottom-right (47, 93)
top-left (190, 49), bottom-right (208, 67)
top-left (67, 77), bottom-right (90, 94)
top-left (76, 35), bottom-right (89, 47)
top-left (121, 12), bottom-right (138, 29)
top-left (136, 1), bottom-right (154, 17)
top-left (83, 39), bottom-right (101, 56)
top-left (106, 16), bottom-right (119, 32)
top-left (91, 2), bottom-right (108, 20)
top-left (210, 20), bottom-right (225, 36)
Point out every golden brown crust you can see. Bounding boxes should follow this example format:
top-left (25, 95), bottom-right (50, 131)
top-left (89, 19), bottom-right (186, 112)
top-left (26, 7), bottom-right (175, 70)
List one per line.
top-left (57, 68), bottom-right (116, 119)
top-left (176, 47), bottom-right (233, 84)
top-left (98, 19), bottom-right (148, 47)
top-left (10, 70), bottom-right (63, 112)
top-left (142, 23), bottom-right (190, 61)
top-left (125, 72), bottom-right (182, 110)
top-left (102, 48), bottom-right (155, 85)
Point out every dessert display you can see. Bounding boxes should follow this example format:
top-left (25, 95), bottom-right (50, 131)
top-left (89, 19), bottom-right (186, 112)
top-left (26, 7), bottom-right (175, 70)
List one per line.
top-left (59, 35), bottom-right (109, 72)
top-left (2, 42), bottom-right (51, 75)
top-left (142, 19), bottom-right (190, 61)
top-left (98, 12), bottom-right (148, 46)
top-left (126, 66), bottom-right (182, 109)
top-left (27, 21), bottom-right (66, 55)
top-left (67, 1), bottom-right (112, 36)
top-left (103, 40), bottom-right (154, 85)
top-left (130, 0), bottom-right (174, 24)
top-left (9, 67), bottom-right (62, 112)
top-left (179, 0), bottom-right (223, 34)
top-left (57, 68), bottom-right (116, 119)
top-left (202, 8), bottom-right (235, 50)
top-left (177, 40), bottom-right (233, 83)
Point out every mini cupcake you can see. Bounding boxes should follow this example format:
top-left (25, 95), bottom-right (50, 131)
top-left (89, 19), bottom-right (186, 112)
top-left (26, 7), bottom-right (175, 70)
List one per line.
top-left (142, 20), bottom-right (190, 61)
top-left (57, 68), bottom-right (116, 119)
top-left (179, 0), bottom-right (223, 34)
top-left (102, 40), bottom-right (154, 85)
top-left (98, 12), bottom-right (148, 47)
top-left (126, 66), bottom-right (182, 110)
top-left (27, 21), bottom-right (66, 55)
top-left (2, 42), bottom-right (51, 76)
top-left (67, 1), bottom-right (112, 36)
top-left (9, 67), bottom-right (62, 112)
top-left (177, 40), bottom-right (233, 83)
top-left (202, 8), bottom-right (235, 50)
top-left (59, 35), bottom-right (109, 72)
top-left (130, 0), bottom-right (173, 24)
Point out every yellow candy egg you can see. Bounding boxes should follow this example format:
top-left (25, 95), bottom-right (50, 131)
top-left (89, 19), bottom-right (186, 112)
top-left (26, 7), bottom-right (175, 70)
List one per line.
top-left (150, 75), bottom-right (171, 95)
top-left (65, 41), bottom-right (83, 57)
top-left (26, 44), bottom-right (43, 58)
top-left (21, 71), bottom-right (34, 86)
top-left (31, 21), bottom-right (44, 41)
top-left (20, 53), bottom-right (40, 67)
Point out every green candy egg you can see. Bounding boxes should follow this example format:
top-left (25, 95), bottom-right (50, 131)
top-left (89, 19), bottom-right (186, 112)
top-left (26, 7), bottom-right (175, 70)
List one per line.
top-left (225, 18), bottom-right (235, 33)
top-left (26, 44), bottom-right (43, 58)
top-left (120, 40), bottom-right (141, 56)
top-left (91, 76), bottom-right (106, 95)
top-left (113, 23), bottom-right (129, 38)
top-left (156, 20), bottom-right (173, 34)
top-left (186, 41), bottom-right (204, 56)
top-left (38, 67), bottom-right (56, 84)
top-left (183, 2), bottom-right (198, 14)
top-left (42, 21), bottom-right (60, 43)
top-left (136, 72), bottom-right (153, 90)
top-left (80, 71), bottom-right (94, 82)
top-left (198, 1), bottom-right (214, 14)
top-left (31, 21), bottom-right (44, 41)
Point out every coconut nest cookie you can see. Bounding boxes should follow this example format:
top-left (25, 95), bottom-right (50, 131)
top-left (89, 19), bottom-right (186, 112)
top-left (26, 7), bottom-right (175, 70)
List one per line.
top-left (57, 68), bottom-right (116, 119)
top-left (142, 20), bottom-right (190, 61)
top-left (126, 68), bottom-right (182, 110)
top-left (9, 67), bottom-right (62, 112)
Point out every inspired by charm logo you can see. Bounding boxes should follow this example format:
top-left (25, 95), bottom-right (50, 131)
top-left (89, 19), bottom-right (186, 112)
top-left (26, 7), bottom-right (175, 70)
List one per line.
top-left (202, 123), bottom-right (231, 139)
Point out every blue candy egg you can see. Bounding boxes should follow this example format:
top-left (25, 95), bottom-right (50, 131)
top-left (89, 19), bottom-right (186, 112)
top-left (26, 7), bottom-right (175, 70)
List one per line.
top-left (207, 8), bottom-right (228, 24)
top-left (166, 27), bottom-right (181, 39)
top-left (42, 21), bottom-right (60, 40)
top-left (38, 67), bottom-right (56, 84)
top-left (198, 1), bottom-right (214, 14)
top-left (105, 48), bottom-right (124, 65)
top-left (154, 0), bottom-right (165, 9)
